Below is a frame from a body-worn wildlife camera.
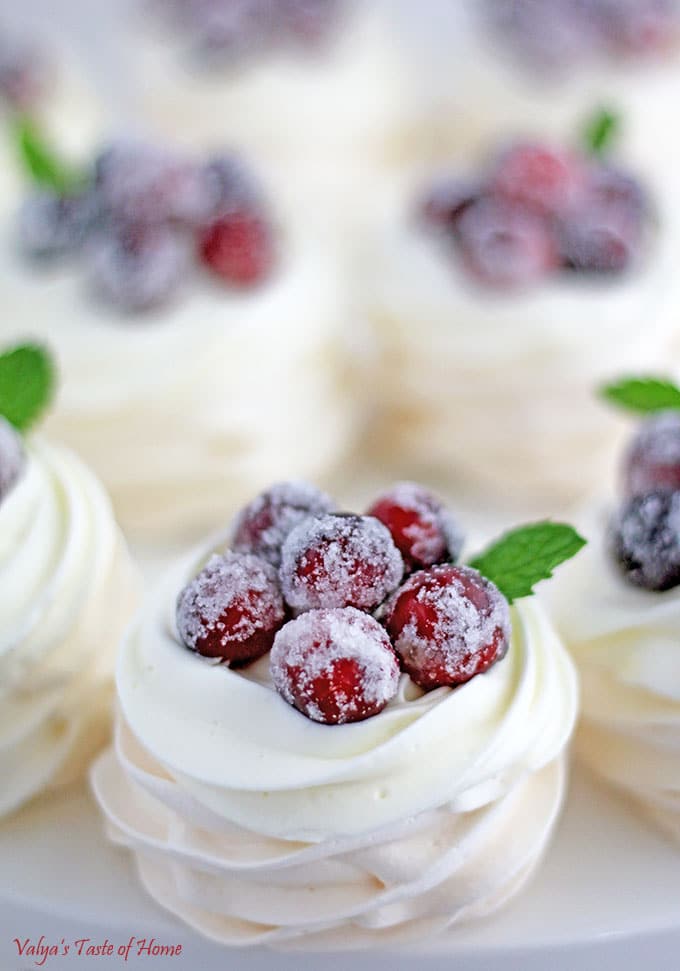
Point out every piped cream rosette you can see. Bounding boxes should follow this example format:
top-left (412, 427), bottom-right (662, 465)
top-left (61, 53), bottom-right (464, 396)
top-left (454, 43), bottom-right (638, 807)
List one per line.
top-left (549, 511), bottom-right (680, 844)
top-left (0, 436), bottom-right (139, 817)
top-left (92, 533), bottom-right (578, 949)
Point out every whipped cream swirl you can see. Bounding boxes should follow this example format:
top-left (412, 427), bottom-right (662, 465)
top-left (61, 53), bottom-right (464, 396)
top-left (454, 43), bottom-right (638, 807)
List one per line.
top-left (91, 537), bottom-right (577, 948)
top-left (549, 508), bottom-right (680, 843)
top-left (0, 438), bottom-right (139, 817)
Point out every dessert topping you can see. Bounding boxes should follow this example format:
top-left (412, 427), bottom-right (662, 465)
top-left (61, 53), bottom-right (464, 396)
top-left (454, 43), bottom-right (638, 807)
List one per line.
top-left (177, 551), bottom-right (286, 663)
top-left (231, 481), bottom-right (337, 568)
top-left (385, 564), bottom-right (511, 690)
top-left (280, 513), bottom-right (404, 613)
top-left (270, 606), bottom-right (400, 724)
top-left (367, 481), bottom-right (464, 572)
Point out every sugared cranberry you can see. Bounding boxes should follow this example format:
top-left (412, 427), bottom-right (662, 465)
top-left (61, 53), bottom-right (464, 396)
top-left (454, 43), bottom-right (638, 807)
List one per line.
top-left (558, 165), bottom-right (647, 273)
top-left (623, 411), bottom-right (680, 497)
top-left (418, 179), bottom-right (479, 230)
top-left (270, 606), bottom-right (400, 724)
top-left (0, 416), bottom-right (24, 503)
top-left (85, 221), bottom-right (188, 311)
top-left (201, 154), bottom-right (263, 218)
top-left (280, 513), bottom-right (404, 613)
top-left (231, 481), bottom-right (337, 568)
top-left (601, 0), bottom-right (679, 56)
top-left (198, 209), bottom-right (274, 286)
top-left (17, 190), bottom-right (99, 260)
top-left (366, 482), bottom-right (464, 573)
top-left (456, 197), bottom-right (557, 288)
top-left (95, 141), bottom-right (209, 227)
top-left (0, 34), bottom-right (50, 108)
top-left (492, 142), bottom-right (586, 217)
top-left (177, 551), bottom-right (286, 663)
top-left (384, 564), bottom-right (511, 690)
top-left (611, 489), bottom-right (680, 591)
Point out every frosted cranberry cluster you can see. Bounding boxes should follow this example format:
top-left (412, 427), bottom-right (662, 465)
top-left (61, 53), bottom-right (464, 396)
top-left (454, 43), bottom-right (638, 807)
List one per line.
top-left (613, 412), bottom-right (680, 591)
top-left (17, 142), bottom-right (275, 311)
top-left (420, 141), bottom-right (649, 288)
top-left (176, 481), bottom-right (511, 725)
top-left (151, 0), bottom-right (343, 61)
top-left (486, 0), bottom-right (680, 72)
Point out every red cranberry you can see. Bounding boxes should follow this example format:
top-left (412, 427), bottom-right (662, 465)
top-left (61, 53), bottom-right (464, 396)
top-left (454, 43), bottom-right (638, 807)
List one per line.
top-left (280, 513), bottom-right (404, 613)
top-left (418, 179), bottom-right (479, 230)
top-left (17, 190), bottom-right (98, 260)
top-left (384, 565), bottom-right (511, 690)
top-left (176, 551), bottom-right (285, 663)
top-left (455, 196), bottom-right (558, 288)
top-left (601, 0), bottom-right (679, 56)
top-left (198, 209), bottom-right (274, 286)
top-left (0, 416), bottom-right (24, 503)
top-left (270, 607), bottom-right (400, 724)
top-left (492, 142), bottom-right (586, 217)
top-left (623, 412), bottom-right (680, 497)
top-left (611, 489), bottom-right (680, 591)
top-left (366, 482), bottom-right (464, 572)
top-left (85, 221), bottom-right (189, 312)
top-left (0, 35), bottom-right (50, 109)
top-left (558, 165), bottom-right (647, 273)
top-left (95, 141), bottom-right (208, 227)
top-left (231, 481), bottom-right (337, 568)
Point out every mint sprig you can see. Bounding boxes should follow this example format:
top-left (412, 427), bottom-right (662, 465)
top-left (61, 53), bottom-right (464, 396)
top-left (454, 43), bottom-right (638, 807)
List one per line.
top-left (0, 344), bottom-right (56, 432)
top-left (600, 376), bottom-right (680, 415)
top-left (583, 107), bottom-right (621, 157)
top-left (13, 115), bottom-right (86, 195)
top-left (469, 522), bottom-right (586, 604)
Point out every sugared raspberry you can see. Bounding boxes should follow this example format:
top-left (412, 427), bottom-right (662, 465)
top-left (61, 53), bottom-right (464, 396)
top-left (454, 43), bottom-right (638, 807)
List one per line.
top-left (177, 551), bottom-right (286, 663)
top-left (611, 489), bottom-right (680, 591)
top-left (455, 196), bottom-right (557, 288)
top-left (85, 221), bottom-right (189, 311)
top-left (418, 178), bottom-right (479, 230)
top-left (280, 513), bottom-right (404, 613)
top-left (198, 209), bottom-right (274, 286)
top-left (366, 482), bottom-right (464, 573)
top-left (17, 190), bottom-right (99, 260)
top-left (492, 142), bottom-right (586, 217)
top-left (270, 607), bottom-right (400, 724)
top-left (0, 416), bottom-right (24, 503)
top-left (231, 481), bottom-right (336, 568)
top-left (623, 412), bottom-right (680, 497)
top-left (384, 564), bottom-right (511, 690)
top-left (558, 166), bottom-right (647, 273)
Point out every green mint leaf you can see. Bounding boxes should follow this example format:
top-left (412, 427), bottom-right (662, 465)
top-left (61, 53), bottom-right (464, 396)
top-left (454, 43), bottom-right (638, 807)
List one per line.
top-left (583, 107), bottom-right (621, 157)
top-left (13, 115), bottom-right (85, 194)
top-left (0, 343), bottom-right (56, 432)
top-left (600, 376), bottom-right (680, 415)
top-left (469, 521), bottom-right (586, 604)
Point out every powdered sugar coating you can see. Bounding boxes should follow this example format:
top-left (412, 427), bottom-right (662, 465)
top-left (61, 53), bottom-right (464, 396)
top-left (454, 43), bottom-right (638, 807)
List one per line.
top-left (231, 481), bottom-right (336, 568)
top-left (385, 565), bottom-right (511, 690)
top-left (367, 481), bottom-right (464, 572)
top-left (611, 488), bottom-right (680, 591)
top-left (176, 551), bottom-right (285, 663)
top-left (280, 514), bottom-right (404, 613)
top-left (624, 411), bottom-right (680, 497)
top-left (0, 417), bottom-right (24, 503)
top-left (270, 606), bottom-right (400, 724)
